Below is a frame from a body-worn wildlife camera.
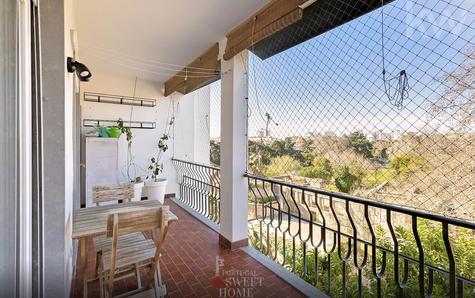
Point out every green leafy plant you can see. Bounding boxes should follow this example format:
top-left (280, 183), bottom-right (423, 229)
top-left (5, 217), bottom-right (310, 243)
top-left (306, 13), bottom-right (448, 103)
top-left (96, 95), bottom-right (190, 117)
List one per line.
top-left (117, 119), bottom-right (132, 147)
top-left (389, 154), bottom-right (427, 177)
top-left (147, 134), bottom-right (169, 180)
top-left (263, 155), bottom-right (301, 177)
top-left (334, 165), bottom-right (362, 193)
top-left (298, 156), bottom-right (333, 181)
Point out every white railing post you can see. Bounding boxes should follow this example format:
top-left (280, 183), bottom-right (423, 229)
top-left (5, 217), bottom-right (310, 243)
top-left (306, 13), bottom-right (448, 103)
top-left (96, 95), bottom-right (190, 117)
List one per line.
top-left (219, 49), bottom-right (249, 248)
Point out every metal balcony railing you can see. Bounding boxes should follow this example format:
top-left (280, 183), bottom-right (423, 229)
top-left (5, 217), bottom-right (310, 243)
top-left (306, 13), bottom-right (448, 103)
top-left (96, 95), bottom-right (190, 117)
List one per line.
top-left (171, 159), bottom-right (474, 296)
top-left (172, 158), bottom-right (221, 224)
top-left (246, 174), bottom-right (475, 298)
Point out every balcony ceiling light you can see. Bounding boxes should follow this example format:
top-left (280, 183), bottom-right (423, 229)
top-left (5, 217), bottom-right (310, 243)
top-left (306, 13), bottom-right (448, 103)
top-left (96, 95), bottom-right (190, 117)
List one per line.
top-left (67, 57), bottom-right (92, 81)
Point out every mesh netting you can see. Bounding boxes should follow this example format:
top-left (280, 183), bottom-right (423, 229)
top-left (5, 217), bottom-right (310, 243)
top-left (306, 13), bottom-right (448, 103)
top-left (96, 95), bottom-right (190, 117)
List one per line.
top-left (209, 80), bottom-right (221, 166)
top-left (246, 0), bottom-right (475, 221)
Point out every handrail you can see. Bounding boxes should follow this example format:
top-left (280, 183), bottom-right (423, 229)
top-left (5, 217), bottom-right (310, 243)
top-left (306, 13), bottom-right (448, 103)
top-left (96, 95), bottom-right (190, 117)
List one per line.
top-left (245, 173), bottom-right (475, 229)
top-left (172, 158), bottom-right (220, 171)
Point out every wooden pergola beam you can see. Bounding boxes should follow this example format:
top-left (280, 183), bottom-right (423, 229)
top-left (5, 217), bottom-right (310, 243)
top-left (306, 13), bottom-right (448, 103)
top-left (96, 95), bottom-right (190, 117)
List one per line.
top-left (164, 43), bottom-right (220, 97)
top-left (223, 0), bottom-right (306, 61)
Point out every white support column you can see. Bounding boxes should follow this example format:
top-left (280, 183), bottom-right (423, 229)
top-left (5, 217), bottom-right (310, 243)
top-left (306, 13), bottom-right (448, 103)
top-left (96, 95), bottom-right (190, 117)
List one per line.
top-left (219, 50), bottom-right (249, 248)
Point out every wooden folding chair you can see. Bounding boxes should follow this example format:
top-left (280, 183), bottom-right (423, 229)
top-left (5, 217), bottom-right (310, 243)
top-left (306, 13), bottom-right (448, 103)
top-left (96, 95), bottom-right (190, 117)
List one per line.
top-left (92, 183), bottom-right (144, 277)
top-left (98, 206), bottom-right (170, 298)
top-left (92, 183), bottom-right (135, 206)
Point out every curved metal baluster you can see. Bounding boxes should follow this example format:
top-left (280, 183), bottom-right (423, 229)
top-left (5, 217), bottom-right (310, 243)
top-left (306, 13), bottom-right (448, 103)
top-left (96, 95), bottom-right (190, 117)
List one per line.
top-left (195, 164), bottom-right (205, 215)
top-left (311, 192), bottom-right (325, 287)
top-left (346, 201), bottom-right (368, 298)
top-left (248, 178), bottom-right (259, 221)
top-left (365, 205), bottom-right (386, 298)
top-left (427, 268), bottom-right (434, 297)
top-left (215, 168), bottom-right (221, 223)
top-left (279, 184), bottom-right (291, 235)
top-left (387, 211), bottom-right (409, 296)
top-left (457, 278), bottom-right (463, 298)
top-left (251, 179), bottom-right (265, 253)
top-left (322, 195), bottom-right (337, 295)
top-left (260, 182), bottom-right (276, 258)
top-left (299, 190), bottom-right (313, 280)
top-left (267, 183), bottom-right (282, 230)
top-left (189, 163), bottom-right (198, 211)
top-left (412, 216), bottom-right (425, 298)
top-left (288, 187), bottom-right (303, 273)
top-left (269, 183), bottom-right (283, 263)
top-left (185, 162), bottom-right (193, 207)
top-left (442, 222), bottom-right (456, 298)
top-left (208, 168), bottom-right (216, 222)
top-left (330, 197), bottom-right (352, 297)
top-left (202, 167), bottom-right (209, 219)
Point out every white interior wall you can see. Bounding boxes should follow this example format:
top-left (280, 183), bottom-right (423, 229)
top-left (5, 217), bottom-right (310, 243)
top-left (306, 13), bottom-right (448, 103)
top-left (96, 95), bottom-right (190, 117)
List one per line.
top-left (79, 72), bottom-right (211, 197)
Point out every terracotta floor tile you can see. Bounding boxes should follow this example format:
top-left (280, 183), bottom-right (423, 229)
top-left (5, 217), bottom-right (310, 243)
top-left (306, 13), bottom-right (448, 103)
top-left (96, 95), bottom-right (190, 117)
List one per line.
top-left (70, 199), bottom-right (305, 298)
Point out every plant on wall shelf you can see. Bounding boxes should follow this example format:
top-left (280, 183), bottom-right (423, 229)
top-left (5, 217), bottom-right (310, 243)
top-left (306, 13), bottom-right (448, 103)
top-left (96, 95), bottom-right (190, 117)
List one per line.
top-left (117, 119), bottom-right (132, 147)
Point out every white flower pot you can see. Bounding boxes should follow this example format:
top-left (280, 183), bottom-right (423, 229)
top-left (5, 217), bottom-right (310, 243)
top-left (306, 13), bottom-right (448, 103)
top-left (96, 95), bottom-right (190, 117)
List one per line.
top-left (132, 182), bottom-right (145, 201)
top-left (145, 178), bottom-right (168, 204)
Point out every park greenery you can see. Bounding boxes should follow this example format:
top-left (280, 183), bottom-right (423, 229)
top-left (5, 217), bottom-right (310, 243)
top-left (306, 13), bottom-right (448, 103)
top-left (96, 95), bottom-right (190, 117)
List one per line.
top-left (244, 132), bottom-right (430, 195)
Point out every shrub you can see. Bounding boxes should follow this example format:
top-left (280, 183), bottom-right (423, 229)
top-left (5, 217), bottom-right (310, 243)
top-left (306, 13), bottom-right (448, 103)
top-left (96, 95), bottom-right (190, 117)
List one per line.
top-left (298, 156), bottom-right (333, 180)
top-left (389, 154), bottom-right (427, 177)
top-left (263, 155), bottom-right (301, 177)
top-left (334, 166), bottom-right (363, 193)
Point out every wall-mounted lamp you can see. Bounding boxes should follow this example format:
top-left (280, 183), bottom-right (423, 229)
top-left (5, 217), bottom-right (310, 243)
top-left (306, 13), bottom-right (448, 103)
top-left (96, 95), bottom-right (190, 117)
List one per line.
top-left (67, 57), bottom-right (92, 81)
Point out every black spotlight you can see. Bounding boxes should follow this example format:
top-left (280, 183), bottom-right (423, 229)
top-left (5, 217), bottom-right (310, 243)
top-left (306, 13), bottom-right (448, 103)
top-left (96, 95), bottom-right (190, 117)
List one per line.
top-left (67, 57), bottom-right (92, 81)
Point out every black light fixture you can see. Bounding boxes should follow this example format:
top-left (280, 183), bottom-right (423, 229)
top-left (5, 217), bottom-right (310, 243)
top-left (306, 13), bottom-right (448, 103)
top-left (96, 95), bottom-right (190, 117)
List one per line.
top-left (67, 57), bottom-right (92, 81)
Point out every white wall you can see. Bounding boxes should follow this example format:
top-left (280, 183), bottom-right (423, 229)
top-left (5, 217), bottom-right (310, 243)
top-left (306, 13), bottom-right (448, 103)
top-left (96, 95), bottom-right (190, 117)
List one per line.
top-left (79, 73), bottom-right (211, 197)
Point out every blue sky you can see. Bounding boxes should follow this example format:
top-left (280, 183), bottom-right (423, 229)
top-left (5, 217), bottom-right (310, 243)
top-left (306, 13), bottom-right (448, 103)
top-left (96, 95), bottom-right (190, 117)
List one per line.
top-left (210, 0), bottom-right (474, 139)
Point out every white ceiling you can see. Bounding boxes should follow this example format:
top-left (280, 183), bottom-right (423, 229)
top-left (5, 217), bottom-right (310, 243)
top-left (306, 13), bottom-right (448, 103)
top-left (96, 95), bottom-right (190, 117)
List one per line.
top-left (73, 0), bottom-right (270, 83)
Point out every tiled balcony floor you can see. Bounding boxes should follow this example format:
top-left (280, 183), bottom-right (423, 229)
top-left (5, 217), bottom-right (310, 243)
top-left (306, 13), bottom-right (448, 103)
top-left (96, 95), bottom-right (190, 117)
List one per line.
top-left (71, 198), bottom-right (305, 298)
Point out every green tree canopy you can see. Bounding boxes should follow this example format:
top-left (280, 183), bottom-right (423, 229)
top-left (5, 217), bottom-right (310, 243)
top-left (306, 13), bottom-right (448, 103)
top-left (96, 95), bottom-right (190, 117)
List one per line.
top-left (334, 165), bottom-right (362, 193)
top-left (389, 154), bottom-right (427, 177)
top-left (299, 156), bottom-right (333, 181)
top-left (348, 131), bottom-right (373, 158)
top-left (263, 155), bottom-right (301, 177)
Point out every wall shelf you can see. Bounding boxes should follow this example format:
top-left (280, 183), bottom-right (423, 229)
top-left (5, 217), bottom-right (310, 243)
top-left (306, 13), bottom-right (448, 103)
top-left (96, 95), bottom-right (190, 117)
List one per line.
top-left (83, 119), bottom-right (156, 129)
top-left (84, 92), bottom-right (156, 107)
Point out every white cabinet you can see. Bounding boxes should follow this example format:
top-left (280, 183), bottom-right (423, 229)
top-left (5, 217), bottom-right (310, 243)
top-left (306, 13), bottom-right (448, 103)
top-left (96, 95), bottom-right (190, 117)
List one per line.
top-left (82, 137), bottom-right (119, 207)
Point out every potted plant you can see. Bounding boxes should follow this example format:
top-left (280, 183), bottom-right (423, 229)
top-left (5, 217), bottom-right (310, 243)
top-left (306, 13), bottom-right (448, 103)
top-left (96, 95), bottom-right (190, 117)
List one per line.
top-left (131, 176), bottom-right (144, 201)
top-left (145, 134), bottom-right (169, 203)
top-left (95, 125), bottom-right (110, 138)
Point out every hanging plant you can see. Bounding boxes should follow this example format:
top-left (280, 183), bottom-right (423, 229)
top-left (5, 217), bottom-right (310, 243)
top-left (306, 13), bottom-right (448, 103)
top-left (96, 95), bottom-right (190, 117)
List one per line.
top-left (117, 119), bottom-right (132, 147)
top-left (147, 134), bottom-right (169, 180)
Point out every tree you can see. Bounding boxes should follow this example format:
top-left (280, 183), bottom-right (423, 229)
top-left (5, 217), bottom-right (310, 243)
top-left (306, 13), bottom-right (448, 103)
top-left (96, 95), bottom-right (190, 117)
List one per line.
top-left (347, 131), bottom-right (373, 158)
top-left (430, 47), bottom-right (474, 130)
top-left (269, 137), bottom-right (304, 162)
top-left (263, 155), bottom-right (301, 177)
top-left (334, 166), bottom-right (362, 193)
top-left (299, 156), bottom-right (333, 181)
top-left (210, 140), bottom-right (220, 166)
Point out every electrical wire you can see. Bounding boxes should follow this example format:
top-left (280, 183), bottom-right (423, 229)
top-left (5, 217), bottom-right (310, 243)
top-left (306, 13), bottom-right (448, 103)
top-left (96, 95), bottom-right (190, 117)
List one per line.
top-left (81, 42), bottom-right (220, 73)
top-left (87, 51), bottom-right (219, 78)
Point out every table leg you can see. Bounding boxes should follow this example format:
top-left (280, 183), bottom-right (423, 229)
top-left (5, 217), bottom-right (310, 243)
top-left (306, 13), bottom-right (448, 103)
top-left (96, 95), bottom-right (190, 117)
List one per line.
top-left (80, 237), bottom-right (89, 298)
